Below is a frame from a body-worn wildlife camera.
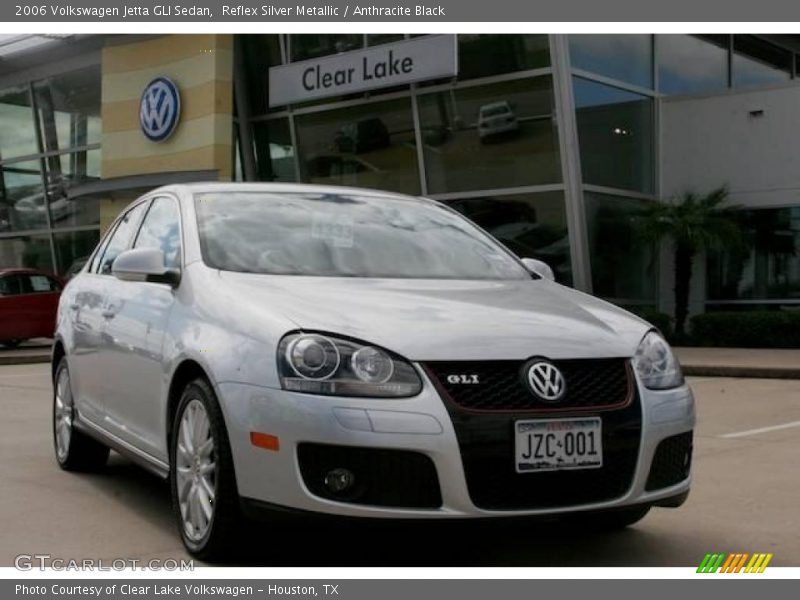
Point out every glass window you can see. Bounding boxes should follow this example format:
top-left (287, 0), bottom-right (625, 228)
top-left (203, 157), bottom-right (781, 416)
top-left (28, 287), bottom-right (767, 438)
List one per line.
top-left (133, 197), bottom-right (182, 269)
top-left (53, 229), bottom-right (100, 278)
top-left (290, 35), bottom-right (363, 62)
top-left (295, 98), bottom-right (420, 194)
top-left (733, 36), bottom-right (792, 89)
top-left (94, 201), bottom-right (148, 275)
top-left (657, 35), bottom-right (729, 95)
top-left (0, 234), bottom-right (53, 272)
top-left (44, 149), bottom-right (101, 228)
top-left (195, 191), bottom-right (529, 280)
top-left (25, 273), bottom-right (60, 293)
top-left (34, 65), bottom-right (101, 152)
top-left (458, 35), bottom-right (550, 81)
top-left (574, 77), bottom-right (654, 194)
top-left (707, 207), bottom-right (800, 301)
top-left (253, 119), bottom-right (296, 182)
top-left (418, 77), bottom-right (561, 194)
top-left (449, 191), bottom-right (572, 284)
top-left (0, 160), bottom-right (47, 232)
top-left (239, 35), bottom-right (284, 116)
top-left (585, 193), bottom-right (655, 302)
top-left (0, 85), bottom-right (38, 160)
top-left (0, 274), bottom-right (22, 296)
top-left (569, 35), bottom-right (653, 89)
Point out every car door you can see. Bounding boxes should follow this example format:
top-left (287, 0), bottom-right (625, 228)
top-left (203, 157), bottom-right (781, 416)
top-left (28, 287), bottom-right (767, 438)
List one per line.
top-left (19, 273), bottom-right (62, 339)
top-left (0, 274), bottom-right (26, 343)
top-left (67, 201), bottom-right (149, 426)
top-left (101, 195), bottom-right (181, 460)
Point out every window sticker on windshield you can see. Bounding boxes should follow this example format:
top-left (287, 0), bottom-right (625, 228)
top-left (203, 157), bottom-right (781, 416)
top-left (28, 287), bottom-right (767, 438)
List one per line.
top-left (312, 213), bottom-right (354, 248)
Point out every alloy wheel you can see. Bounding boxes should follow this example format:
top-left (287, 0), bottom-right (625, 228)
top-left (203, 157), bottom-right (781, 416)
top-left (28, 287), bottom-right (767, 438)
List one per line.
top-left (54, 367), bottom-right (73, 462)
top-left (176, 399), bottom-right (217, 542)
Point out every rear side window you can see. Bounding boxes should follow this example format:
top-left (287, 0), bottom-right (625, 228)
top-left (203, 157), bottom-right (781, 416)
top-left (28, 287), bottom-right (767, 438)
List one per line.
top-left (0, 275), bottom-right (21, 296)
top-left (94, 202), bottom-right (149, 275)
top-left (133, 197), bottom-right (182, 269)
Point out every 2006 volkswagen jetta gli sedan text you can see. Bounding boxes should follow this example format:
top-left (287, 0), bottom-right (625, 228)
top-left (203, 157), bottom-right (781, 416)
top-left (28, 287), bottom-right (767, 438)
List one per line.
top-left (52, 183), bottom-right (694, 560)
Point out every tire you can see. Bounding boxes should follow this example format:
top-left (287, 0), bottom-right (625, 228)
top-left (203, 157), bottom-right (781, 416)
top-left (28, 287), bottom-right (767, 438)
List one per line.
top-left (53, 358), bottom-right (109, 471)
top-left (170, 378), bottom-right (241, 561)
top-left (562, 506), bottom-right (651, 531)
top-left (2, 339), bottom-right (22, 349)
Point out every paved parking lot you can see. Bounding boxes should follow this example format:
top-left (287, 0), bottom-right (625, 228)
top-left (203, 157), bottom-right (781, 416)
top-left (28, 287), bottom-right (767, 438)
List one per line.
top-left (1, 363), bottom-right (798, 567)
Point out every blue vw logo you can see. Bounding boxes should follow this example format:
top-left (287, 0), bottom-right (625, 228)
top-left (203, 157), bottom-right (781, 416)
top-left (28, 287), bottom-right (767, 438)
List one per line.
top-left (139, 77), bottom-right (181, 142)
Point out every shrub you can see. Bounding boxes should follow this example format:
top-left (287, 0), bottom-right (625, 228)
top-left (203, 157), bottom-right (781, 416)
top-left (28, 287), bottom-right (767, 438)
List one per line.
top-left (690, 311), bottom-right (800, 348)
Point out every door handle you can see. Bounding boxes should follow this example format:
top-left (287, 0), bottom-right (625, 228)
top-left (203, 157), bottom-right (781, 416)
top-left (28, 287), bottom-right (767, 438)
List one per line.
top-left (69, 304), bottom-right (79, 311)
top-left (101, 307), bottom-right (117, 319)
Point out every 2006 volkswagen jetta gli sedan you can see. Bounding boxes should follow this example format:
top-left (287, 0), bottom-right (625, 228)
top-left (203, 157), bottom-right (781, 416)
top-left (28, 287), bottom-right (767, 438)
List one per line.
top-left (52, 183), bottom-right (694, 559)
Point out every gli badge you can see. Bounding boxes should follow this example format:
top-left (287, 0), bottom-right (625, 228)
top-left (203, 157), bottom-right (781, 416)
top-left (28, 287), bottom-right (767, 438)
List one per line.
top-left (526, 361), bottom-right (566, 402)
top-left (447, 374), bottom-right (480, 384)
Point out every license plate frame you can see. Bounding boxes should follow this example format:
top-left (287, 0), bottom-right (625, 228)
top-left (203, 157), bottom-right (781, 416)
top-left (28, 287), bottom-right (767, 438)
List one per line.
top-left (515, 417), bottom-right (603, 473)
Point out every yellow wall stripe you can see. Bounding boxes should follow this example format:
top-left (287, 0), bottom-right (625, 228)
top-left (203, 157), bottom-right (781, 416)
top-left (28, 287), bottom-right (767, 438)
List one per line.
top-left (102, 50), bottom-right (233, 105)
top-left (102, 144), bottom-right (232, 180)
top-left (103, 34), bottom-right (232, 75)
top-left (103, 113), bottom-right (231, 161)
top-left (102, 80), bottom-right (233, 134)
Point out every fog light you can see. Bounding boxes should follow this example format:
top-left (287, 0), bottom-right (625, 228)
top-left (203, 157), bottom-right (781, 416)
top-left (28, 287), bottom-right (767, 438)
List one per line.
top-left (324, 468), bottom-right (355, 493)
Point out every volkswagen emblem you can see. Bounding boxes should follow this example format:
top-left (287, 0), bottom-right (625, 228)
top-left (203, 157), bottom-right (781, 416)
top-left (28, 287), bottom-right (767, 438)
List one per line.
top-left (139, 77), bottom-right (181, 142)
top-left (526, 361), bottom-right (566, 402)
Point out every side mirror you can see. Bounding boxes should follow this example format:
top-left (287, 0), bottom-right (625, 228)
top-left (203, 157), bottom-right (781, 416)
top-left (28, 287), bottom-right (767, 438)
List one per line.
top-left (112, 247), bottom-right (180, 286)
top-left (521, 257), bottom-right (555, 282)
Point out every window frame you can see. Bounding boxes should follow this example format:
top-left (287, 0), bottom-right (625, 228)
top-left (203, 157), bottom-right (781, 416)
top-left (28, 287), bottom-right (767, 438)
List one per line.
top-left (131, 194), bottom-right (184, 271)
top-left (89, 198), bottom-right (151, 276)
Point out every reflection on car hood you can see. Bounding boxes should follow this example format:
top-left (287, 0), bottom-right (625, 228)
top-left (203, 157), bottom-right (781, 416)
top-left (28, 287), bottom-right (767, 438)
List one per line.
top-left (217, 273), bottom-right (651, 361)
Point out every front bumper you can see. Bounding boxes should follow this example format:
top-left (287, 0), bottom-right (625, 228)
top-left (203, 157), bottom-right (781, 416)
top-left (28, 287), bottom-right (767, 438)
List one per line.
top-left (218, 369), bottom-right (694, 519)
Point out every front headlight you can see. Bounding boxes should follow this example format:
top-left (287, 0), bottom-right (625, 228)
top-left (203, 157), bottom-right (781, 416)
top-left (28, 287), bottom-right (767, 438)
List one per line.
top-left (632, 330), bottom-right (684, 390)
top-left (278, 332), bottom-right (422, 397)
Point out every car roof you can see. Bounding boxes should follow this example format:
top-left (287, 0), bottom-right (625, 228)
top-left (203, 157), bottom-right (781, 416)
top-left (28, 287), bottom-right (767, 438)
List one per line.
top-left (150, 182), bottom-right (429, 204)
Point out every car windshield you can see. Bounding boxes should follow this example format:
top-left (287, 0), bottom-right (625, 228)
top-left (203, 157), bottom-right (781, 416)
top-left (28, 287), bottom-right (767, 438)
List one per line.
top-left (194, 191), bottom-right (530, 280)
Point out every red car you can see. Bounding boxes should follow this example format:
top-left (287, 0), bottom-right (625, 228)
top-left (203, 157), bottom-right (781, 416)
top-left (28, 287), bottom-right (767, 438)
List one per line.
top-left (0, 268), bottom-right (64, 348)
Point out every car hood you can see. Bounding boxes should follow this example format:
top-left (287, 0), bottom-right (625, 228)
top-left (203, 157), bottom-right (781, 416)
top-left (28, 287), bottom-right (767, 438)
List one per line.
top-left (217, 273), bottom-right (651, 361)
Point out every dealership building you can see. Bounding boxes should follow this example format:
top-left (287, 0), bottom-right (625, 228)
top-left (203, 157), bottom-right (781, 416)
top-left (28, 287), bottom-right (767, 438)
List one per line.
top-left (1, 33), bottom-right (799, 318)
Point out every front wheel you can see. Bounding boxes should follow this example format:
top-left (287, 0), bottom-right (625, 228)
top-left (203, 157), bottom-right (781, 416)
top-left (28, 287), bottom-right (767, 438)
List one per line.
top-left (170, 378), bottom-right (241, 561)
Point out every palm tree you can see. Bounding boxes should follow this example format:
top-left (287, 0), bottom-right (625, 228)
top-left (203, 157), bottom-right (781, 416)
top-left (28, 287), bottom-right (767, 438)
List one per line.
top-left (638, 187), bottom-right (742, 336)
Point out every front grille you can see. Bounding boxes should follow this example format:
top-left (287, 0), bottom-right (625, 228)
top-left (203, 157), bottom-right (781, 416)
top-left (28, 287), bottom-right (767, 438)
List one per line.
top-left (424, 358), bottom-right (632, 413)
top-left (646, 431), bottom-right (693, 491)
top-left (442, 390), bottom-right (642, 510)
top-left (297, 443), bottom-right (442, 509)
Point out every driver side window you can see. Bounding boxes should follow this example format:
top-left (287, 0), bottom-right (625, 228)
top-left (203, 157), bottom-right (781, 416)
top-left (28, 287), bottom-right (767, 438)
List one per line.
top-left (93, 202), bottom-right (149, 275)
top-left (132, 196), bottom-right (182, 269)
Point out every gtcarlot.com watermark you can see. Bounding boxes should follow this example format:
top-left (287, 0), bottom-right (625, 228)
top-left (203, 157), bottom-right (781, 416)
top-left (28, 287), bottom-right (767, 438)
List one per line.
top-left (14, 554), bottom-right (194, 571)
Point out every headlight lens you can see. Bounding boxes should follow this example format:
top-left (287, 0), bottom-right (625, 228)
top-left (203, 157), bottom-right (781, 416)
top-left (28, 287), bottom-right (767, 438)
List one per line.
top-left (278, 333), bottom-right (421, 397)
top-left (632, 330), bottom-right (684, 390)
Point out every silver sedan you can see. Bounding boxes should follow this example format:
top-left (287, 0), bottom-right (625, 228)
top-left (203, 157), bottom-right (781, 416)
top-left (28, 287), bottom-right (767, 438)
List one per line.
top-left (52, 183), bottom-right (694, 560)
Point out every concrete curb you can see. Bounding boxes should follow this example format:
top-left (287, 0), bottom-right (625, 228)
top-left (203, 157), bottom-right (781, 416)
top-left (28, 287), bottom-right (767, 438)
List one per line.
top-left (683, 365), bottom-right (800, 380)
top-left (0, 353), bottom-right (51, 366)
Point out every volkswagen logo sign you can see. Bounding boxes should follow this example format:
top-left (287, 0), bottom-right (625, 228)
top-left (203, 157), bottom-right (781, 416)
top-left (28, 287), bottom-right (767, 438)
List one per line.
top-left (526, 360), bottom-right (566, 402)
top-left (139, 77), bottom-right (181, 142)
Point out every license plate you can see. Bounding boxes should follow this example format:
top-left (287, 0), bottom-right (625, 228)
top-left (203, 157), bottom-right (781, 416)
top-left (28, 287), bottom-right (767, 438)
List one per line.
top-left (515, 417), bottom-right (603, 473)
